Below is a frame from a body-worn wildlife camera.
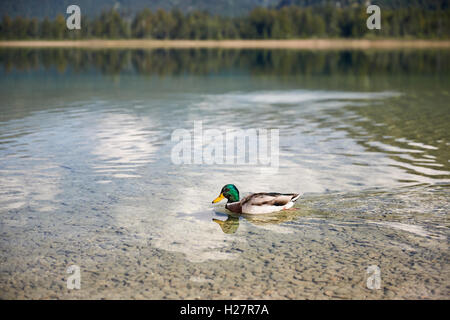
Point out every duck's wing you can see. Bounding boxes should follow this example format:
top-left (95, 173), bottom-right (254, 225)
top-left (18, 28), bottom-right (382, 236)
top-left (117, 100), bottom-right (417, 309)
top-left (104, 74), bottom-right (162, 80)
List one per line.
top-left (242, 193), bottom-right (300, 207)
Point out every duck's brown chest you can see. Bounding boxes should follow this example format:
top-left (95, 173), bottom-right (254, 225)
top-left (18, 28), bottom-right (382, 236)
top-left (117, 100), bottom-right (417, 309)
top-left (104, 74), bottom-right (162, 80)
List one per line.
top-left (225, 202), bottom-right (242, 214)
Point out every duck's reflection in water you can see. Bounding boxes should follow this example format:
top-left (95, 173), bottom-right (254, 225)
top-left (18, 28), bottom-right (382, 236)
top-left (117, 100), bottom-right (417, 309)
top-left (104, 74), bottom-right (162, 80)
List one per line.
top-left (213, 216), bottom-right (240, 234)
top-left (212, 209), bottom-right (301, 234)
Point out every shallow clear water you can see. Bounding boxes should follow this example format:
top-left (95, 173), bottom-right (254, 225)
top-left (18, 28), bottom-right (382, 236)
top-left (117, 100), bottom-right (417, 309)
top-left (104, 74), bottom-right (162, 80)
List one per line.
top-left (0, 49), bottom-right (449, 299)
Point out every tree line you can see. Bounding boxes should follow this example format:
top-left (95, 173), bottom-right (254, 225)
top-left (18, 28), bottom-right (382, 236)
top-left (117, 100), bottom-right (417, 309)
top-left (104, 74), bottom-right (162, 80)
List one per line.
top-left (1, 5), bottom-right (449, 40)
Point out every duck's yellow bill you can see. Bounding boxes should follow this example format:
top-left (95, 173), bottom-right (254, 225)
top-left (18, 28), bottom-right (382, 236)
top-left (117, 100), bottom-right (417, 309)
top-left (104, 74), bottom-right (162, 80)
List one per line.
top-left (212, 193), bottom-right (225, 203)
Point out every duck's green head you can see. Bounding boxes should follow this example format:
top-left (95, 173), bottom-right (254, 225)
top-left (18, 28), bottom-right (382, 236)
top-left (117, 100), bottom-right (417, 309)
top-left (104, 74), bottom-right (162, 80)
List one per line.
top-left (212, 184), bottom-right (240, 203)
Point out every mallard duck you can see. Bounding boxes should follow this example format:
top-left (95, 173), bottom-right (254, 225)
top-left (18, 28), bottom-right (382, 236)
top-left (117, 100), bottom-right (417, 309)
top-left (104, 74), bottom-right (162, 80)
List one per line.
top-left (212, 184), bottom-right (300, 214)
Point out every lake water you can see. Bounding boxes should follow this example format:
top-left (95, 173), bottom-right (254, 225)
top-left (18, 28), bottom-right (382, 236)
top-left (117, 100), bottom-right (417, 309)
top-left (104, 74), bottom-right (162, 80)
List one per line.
top-left (0, 49), bottom-right (449, 299)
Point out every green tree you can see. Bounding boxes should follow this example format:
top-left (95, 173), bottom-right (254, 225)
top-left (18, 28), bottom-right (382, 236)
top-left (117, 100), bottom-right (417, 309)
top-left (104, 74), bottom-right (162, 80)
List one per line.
top-left (153, 9), bottom-right (176, 39)
top-left (40, 18), bottom-right (53, 39)
top-left (12, 16), bottom-right (28, 39)
top-left (1, 15), bottom-right (13, 39)
top-left (52, 14), bottom-right (66, 39)
top-left (27, 18), bottom-right (39, 38)
top-left (248, 7), bottom-right (276, 39)
top-left (272, 7), bottom-right (294, 38)
top-left (132, 8), bottom-right (154, 38)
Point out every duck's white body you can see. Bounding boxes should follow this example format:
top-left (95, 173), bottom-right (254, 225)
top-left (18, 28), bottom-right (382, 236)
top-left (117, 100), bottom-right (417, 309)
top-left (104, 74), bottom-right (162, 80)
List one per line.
top-left (226, 193), bottom-right (300, 214)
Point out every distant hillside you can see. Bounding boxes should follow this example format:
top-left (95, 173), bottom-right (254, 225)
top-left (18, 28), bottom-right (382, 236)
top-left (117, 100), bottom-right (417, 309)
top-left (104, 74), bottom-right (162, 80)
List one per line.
top-left (0, 0), bottom-right (279, 18)
top-left (276, 0), bottom-right (449, 10)
top-left (2, 0), bottom-right (448, 19)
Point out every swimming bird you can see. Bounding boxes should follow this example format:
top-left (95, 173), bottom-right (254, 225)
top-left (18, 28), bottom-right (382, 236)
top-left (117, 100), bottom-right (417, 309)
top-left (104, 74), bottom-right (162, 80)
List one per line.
top-left (212, 184), bottom-right (300, 214)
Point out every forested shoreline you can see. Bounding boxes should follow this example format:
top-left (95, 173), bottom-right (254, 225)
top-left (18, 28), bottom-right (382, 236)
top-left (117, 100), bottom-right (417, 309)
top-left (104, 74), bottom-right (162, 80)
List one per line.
top-left (1, 5), bottom-right (449, 40)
